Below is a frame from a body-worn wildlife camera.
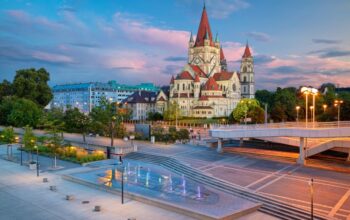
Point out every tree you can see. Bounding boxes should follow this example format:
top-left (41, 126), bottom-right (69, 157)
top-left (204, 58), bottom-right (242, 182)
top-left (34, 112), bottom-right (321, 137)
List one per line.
top-left (163, 101), bottom-right (181, 121)
top-left (12, 68), bottom-right (53, 107)
top-left (232, 98), bottom-right (264, 123)
top-left (23, 126), bottom-right (36, 161)
top-left (270, 87), bottom-right (297, 122)
top-left (63, 107), bottom-right (91, 142)
top-left (255, 89), bottom-right (273, 111)
top-left (0, 97), bottom-right (42, 127)
top-left (47, 128), bottom-right (64, 168)
top-left (37, 107), bottom-right (65, 130)
top-left (147, 112), bottom-right (163, 121)
top-left (1, 127), bottom-right (15, 143)
top-left (0, 80), bottom-right (13, 100)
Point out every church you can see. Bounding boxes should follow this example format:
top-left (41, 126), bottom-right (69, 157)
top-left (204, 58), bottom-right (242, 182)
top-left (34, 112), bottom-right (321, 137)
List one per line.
top-left (156, 5), bottom-right (255, 118)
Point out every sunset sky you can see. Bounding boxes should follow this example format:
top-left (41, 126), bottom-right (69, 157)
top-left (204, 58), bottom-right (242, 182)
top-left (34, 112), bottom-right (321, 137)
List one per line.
top-left (1, 0), bottom-right (350, 90)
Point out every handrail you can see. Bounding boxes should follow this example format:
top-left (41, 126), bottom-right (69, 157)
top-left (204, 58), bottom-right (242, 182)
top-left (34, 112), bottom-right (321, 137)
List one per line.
top-left (210, 121), bottom-right (350, 130)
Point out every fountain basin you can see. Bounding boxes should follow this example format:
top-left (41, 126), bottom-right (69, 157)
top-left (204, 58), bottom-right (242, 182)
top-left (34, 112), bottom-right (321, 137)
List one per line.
top-left (63, 159), bottom-right (261, 220)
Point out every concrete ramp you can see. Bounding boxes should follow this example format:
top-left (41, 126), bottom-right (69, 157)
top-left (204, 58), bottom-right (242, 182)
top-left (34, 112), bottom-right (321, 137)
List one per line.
top-left (306, 139), bottom-right (350, 157)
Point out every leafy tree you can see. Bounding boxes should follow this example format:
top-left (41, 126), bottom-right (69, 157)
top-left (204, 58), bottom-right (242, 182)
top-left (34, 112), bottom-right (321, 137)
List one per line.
top-left (47, 128), bottom-right (64, 168)
top-left (270, 87), bottom-right (297, 122)
top-left (1, 127), bottom-right (15, 143)
top-left (147, 112), bottom-right (163, 121)
top-left (255, 89), bottom-right (273, 111)
top-left (23, 126), bottom-right (36, 161)
top-left (232, 98), bottom-right (264, 123)
top-left (37, 107), bottom-right (65, 130)
top-left (0, 97), bottom-right (42, 127)
top-left (12, 68), bottom-right (53, 107)
top-left (0, 80), bottom-right (13, 100)
top-left (163, 101), bottom-right (181, 121)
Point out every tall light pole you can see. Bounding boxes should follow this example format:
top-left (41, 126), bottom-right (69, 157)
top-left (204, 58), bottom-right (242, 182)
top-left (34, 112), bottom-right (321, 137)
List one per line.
top-left (301, 87), bottom-right (309, 128)
top-left (309, 106), bottom-right (314, 124)
top-left (334, 100), bottom-right (343, 127)
top-left (311, 88), bottom-right (318, 127)
top-left (34, 145), bottom-right (39, 177)
top-left (296, 106), bottom-right (300, 123)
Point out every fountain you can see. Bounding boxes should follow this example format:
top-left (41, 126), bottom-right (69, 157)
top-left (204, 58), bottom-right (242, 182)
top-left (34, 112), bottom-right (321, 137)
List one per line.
top-left (197, 186), bottom-right (201, 199)
top-left (182, 174), bottom-right (186, 195)
top-left (146, 169), bottom-right (150, 187)
top-left (169, 174), bottom-right (173, 192)
top-left (137, 165), bottom-right (141, 177)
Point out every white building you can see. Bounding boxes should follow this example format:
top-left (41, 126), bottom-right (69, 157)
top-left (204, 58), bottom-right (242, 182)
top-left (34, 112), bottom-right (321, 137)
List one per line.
top-left (51, 81), bottom-right (158, 113)
top-left (157, 5), bottom-right (255, 118)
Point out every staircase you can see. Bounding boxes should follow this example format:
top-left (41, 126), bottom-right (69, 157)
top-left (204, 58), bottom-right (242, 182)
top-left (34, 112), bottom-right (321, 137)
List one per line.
top-left (125, 152), bottom-right (329, 220)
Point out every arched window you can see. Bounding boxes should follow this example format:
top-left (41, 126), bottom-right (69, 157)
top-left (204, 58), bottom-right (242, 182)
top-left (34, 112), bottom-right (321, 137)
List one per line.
top-left (232, 84), bottom-right (236, 92)
top-left (244, 76), bottom-right (247, 82)
top-left (177, 84), bottom-right (179, 90)
top-left (183, 83), bottom-right (185, 90)
top-left (243, 66), bottom-right (247, 72)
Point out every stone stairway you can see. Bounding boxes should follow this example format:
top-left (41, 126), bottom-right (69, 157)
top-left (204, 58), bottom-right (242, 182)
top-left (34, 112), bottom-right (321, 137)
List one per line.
top-left (125, 152), bottom-right (329, 220)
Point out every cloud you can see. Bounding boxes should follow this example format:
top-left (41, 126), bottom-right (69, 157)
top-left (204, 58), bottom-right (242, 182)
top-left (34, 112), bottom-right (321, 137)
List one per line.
top-left (69, 43), bottom-right (100, 48)
top-left (308, 48), bottom-right (350, 58)
top-left (31, 51), bottom-right (74, 64)
top-left (312, 39), bottom-right (341, 44)
top-left (164, 56), bottom-right (187, 62)
top-left (245, 31), bottom-right (271, 42)
top-left (254, 55), bottom-right (276, 64)
top-left (270, 66), bottom-right (301, 74)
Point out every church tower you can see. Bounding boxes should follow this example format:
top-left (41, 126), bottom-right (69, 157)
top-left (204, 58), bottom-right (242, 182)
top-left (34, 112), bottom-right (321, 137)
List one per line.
top-left (240, 43), bottom-right (255, 98)
top-left (188, 5), bottom-right (221, 77)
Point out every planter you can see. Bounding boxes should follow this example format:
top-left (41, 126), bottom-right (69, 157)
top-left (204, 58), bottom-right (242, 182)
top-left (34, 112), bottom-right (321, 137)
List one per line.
top-left (29, 162), bottom-right (37, 170)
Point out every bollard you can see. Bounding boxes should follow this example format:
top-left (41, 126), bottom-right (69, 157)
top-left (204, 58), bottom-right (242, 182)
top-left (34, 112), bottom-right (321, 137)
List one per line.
top-left (43, 178), bottom-right (48, 183)
top-left (66, 195), bottom-right (74, 200)
top-left (94, 206), bottom-right (101, 212)
top-left (49, 185), bottom-right (57, 191)
top-left (82, 200), bottom-right (90, 204)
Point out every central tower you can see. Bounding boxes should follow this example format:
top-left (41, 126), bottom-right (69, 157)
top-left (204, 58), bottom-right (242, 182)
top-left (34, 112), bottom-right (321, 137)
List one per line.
top-left (188, 5), bottom-right (221, 77)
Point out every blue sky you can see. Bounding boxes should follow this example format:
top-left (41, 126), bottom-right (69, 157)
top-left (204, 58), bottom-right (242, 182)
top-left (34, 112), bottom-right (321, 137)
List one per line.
top-left (1, 0), bottom-right (350, 89)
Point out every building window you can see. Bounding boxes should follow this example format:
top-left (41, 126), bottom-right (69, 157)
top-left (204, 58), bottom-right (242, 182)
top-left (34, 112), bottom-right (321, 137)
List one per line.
top-left (243, 66), bottom-right (247, 72)
top-left (232, 84), bottom-right (236, 92)
top-left (183, 83), bottom-right (185, 90)
top-left (244, 86), bottom-right (246, 93)
top-left (244, 76), bottom-right (247, 82)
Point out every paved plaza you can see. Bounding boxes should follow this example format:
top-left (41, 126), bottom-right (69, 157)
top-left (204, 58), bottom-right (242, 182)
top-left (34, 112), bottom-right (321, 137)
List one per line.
top-left (137, 143), bottom-right (350, 219)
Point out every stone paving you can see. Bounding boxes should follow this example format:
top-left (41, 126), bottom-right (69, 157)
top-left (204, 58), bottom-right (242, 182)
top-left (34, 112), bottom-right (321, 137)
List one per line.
top-left (137, 143), bottom-right (350, 219)
top-left (0, 145), bottom-right (274, 220)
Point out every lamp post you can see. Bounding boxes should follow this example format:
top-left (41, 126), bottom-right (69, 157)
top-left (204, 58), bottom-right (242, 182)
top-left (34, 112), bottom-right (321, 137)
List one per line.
top-left (311, 88), bottom-right (318, 127)
top-left (15, 136), bottom-right (23, 166)
top-left (308, 178), bottom-right (314, 220)
top-left (309, 106), bottom-right (314, 123)
top-left (322, 104), bottom-right (327, 113)
top-left (34, 145), bottom-right (39, 177)
top-left (334, 100), bottom-right (343, 127)
top-left (296, 106), bottom-right (300, 123)
top-left (301, 88), bottom-right (309, 127)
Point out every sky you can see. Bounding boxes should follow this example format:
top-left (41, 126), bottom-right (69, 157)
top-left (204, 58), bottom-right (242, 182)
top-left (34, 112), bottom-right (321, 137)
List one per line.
top-left (1, 0), bottom-right (350, 90)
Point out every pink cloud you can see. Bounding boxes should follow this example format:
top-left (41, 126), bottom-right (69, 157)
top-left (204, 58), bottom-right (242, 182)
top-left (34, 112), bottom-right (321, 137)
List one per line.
top-left (32, 51), bottom-right (74, 63)
top-left (112, 12), bottom-right (190, 52)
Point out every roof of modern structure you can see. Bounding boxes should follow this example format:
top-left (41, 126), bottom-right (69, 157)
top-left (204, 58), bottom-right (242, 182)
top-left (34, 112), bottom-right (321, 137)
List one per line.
top-left (213, 71), bottom-right (233, 81)
top-left (202, 77), bottom-right (220, 90)
top-left (123, 90), bottom-right (158, 104)
top-left (242, 43), bottom-right (252, 58)
top-left (52, 81), bottom-right (159, 92)
top-left (194, 5), bottom-right (214, 47)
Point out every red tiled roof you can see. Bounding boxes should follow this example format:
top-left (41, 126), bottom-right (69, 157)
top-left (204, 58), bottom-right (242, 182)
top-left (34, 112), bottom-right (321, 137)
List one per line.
top-left (190, 65), bottom-right (207, 78)
top-left (194, 6), bottom-right (214, 47)
top-left (242, 44), bottom-right (252, 58)
top-left (177, 71), bottom-right (193, 80)
top-left (170, 75), bottom-right (174, 84)
top-left (220, 47), bottom-right (225, 60)
top-left (213, 71), bottom-right (233, 81)
top-left (158, 97), bottom-right (166, 101)
top-left (194, 74), bottom-right (200, 82)
top-left (202, 77), bottom-right (220, 91)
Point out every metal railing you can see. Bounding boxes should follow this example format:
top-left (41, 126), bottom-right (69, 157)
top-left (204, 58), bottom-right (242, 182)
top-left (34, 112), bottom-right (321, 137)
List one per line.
top-left (210, 121), bottom-right (350, 130)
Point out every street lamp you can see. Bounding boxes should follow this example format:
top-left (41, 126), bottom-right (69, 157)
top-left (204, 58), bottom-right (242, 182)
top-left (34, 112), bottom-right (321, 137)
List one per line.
top-left (310, 88), bottom-right (318, 127)
top-left (309, 106), bottom-right (314, 122)
top-left (296, 106), bottom-right (300, 123)
top-left (301, 87), bottom-right (318, 127)
top-left (301, 87), bottom-right (310, 127)
top-left (15, 136), bottom-right (23, 166)
top-left (33, 145), bottom-right (39, 177)
top-left (334, 100), bottom-right (344, 127)
top-left (322, 104), bottom-right (327, 113)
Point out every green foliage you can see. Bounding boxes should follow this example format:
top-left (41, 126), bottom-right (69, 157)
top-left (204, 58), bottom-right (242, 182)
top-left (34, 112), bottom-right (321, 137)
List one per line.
top-left (151, 125), bottom-right (190, 143)
top-left (1, 127), bottom-right (15, 143)
top-left (0, 80), bottom-right (13, 100)
top-left (147, 112), bottom-right (163, 121)
top-left (232, 98), bottom-right (264, 123)
top-left (63, 107), bottom-right (90, 133)
top-left (47, 128), bottom-right (64, 155)
top-left (37, 107), bottom-right (65, 130)
top-left (23, 126), bottom-right (36, 150)
top-left (0, 97), bottom-right (42, 127)
top-left (163, 101), bottom-right (181, 121)
top-left (12, 68), bottom-right (53, 107)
